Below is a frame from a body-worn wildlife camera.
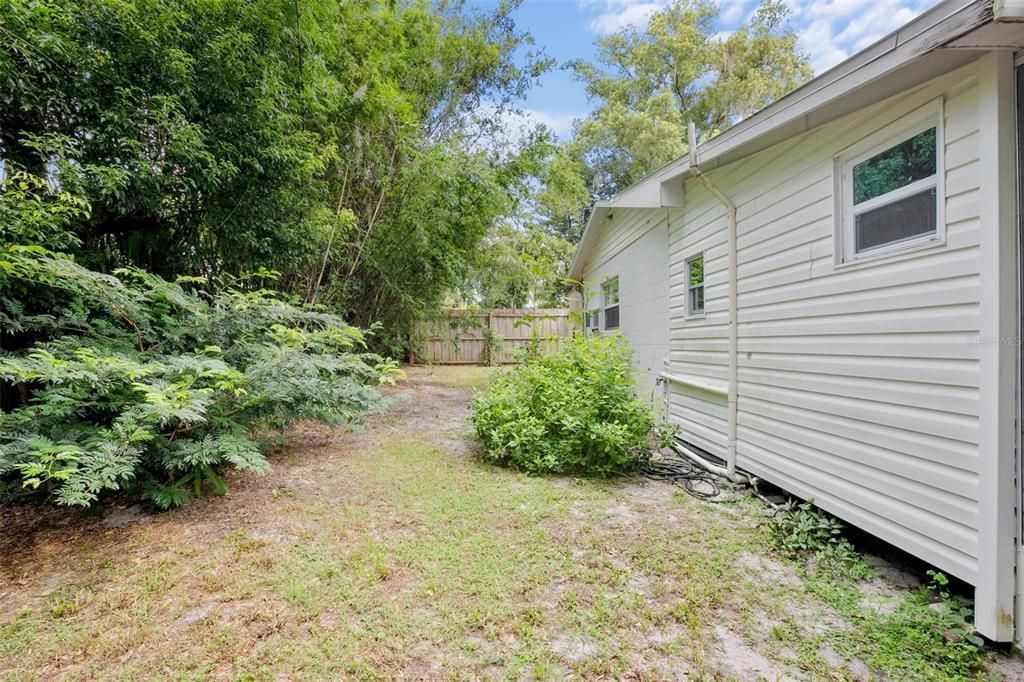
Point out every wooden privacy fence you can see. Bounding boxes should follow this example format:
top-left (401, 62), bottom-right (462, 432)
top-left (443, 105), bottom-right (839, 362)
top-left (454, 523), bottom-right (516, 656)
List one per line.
top-left (410, 308), bottom-right (572, 365)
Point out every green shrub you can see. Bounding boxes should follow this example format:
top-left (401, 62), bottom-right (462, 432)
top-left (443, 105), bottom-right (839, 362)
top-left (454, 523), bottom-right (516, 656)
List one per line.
top-left (0, 245), bottom-right (401, 509)
top-left (766, 499), bottom-right (872, 579)
top-left (471, 334), bottom-right (658, 476)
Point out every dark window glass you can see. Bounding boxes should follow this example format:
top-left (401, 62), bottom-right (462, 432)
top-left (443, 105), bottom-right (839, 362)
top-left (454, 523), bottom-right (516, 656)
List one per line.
top-left (604, 305), bottom-right (619, 330)
top-left (855, 187), bottom-right (936, 252)
top-left (689, 285), bottom-right (704, 313)
top-left (853, 127), bottom-right (936, 204)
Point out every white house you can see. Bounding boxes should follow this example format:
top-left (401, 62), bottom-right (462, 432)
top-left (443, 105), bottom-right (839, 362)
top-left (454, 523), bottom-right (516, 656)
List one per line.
top-left (569, 0), bottom-right (1024, 643)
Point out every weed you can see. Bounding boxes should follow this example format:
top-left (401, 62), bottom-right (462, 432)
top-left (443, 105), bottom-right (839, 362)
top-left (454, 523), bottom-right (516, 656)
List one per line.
top-left (46, 586), bottom-right (90, 619)
top-left (271, 486), bottom-right (295, 499)
top-left (807, 569), bottom-right (985, 680)
top-left (765, 500), bottom-right (872, 580)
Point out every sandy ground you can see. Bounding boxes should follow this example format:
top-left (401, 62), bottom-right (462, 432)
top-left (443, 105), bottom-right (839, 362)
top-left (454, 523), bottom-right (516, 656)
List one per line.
top-left (2, 365), bottom-right (1024, 681)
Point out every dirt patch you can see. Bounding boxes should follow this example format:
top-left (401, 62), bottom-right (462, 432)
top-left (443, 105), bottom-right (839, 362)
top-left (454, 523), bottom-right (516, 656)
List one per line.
top-left (618, 478), bottom-right (677, 503)
top-left (0, 367), bottom-right (476, 625)
top-left (987, 649), bottom-right (1024, 682)
top-left (549, 633), bottom-right (602, 663)
top-left (710, 624), bottom-right (798, 681)
top-left (735, 551), bottom-right (802, 588)
top-left (101, 504), bottom-right (153, 528)
top-left (0, 365), bottom-right (1010, 681)
top-left (167, 602), bottom-right (218, 635)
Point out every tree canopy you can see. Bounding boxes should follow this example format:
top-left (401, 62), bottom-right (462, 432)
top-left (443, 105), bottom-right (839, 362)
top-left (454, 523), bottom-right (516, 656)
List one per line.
top-left (0, 0), bottom-right (550, 351)
top-left (566, 0), bottom-right (811, 199)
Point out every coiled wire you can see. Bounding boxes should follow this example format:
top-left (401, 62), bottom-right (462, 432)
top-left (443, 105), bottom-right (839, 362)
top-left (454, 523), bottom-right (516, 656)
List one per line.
top-left (643, 452), bottom-right (722, 501)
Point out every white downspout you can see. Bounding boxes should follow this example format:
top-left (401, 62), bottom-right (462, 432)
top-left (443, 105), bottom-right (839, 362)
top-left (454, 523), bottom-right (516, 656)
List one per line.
top-left (687, 122), bottom-right (739, 478)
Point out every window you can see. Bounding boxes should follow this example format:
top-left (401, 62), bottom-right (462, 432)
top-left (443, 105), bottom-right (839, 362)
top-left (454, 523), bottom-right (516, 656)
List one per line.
top-left (686, 255), bottom-right (704, 316)
top-left (602, 277), bottom-right (619, 330)
top-left (584, 308), bottom-right (600, 331)
top-left (836, 101), bottom-right (943, 262)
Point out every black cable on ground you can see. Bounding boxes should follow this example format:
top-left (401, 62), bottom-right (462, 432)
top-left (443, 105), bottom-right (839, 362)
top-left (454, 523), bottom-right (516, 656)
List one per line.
top-left (643, 452), bottom-right (722, 501)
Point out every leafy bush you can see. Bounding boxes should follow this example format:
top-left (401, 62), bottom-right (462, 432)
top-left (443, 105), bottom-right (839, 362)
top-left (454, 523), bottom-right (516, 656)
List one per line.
top-left (0, 245), bottom-right (400, 508)
top-left (766, 500), bottom-right (872, 579)
top-left (471, 334), bottom-right (659, 476)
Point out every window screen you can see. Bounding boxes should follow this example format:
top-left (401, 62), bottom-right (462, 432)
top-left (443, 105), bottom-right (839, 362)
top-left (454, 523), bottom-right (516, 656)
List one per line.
top-left (856, 187), bottom-right (937, 252)
top-left (604, 305), bottom-right (619, 330)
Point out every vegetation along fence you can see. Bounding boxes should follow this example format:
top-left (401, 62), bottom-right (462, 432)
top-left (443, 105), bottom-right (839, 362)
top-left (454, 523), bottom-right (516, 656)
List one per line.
top-left (411, 308), bottom-right (572, 365)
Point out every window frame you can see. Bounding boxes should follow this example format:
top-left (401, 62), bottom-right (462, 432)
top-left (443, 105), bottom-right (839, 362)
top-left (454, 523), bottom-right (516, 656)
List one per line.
top-left (601, 276), bottom-right (620, 331)
top-left (685, 253), bottom-right (705, 318)
top-left (834, 98), bottom-right (945, 266)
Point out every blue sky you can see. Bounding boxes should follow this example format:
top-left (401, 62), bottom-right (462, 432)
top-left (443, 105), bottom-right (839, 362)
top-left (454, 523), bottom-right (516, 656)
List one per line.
top-left (483, 0), bottom-right (939, 138)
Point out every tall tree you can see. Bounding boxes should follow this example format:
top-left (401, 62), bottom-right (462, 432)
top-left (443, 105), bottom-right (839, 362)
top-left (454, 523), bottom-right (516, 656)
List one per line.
top-left (457, 223), bottom-right (576, 309)
top-left (0, 0), bottom-right (550, 354)
top-left (568, 0), bottom-right (811, 196)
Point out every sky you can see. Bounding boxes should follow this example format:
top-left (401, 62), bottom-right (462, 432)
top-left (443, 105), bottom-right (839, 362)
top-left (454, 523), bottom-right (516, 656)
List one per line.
top-left (483, 0), bottom-right (940, 139)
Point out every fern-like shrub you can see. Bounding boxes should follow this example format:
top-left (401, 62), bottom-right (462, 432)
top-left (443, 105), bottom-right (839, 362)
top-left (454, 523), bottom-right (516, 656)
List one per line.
top-left (471, 334), bottom-right (658, 476)
top-left (0, 245), bottom-right (401, 508)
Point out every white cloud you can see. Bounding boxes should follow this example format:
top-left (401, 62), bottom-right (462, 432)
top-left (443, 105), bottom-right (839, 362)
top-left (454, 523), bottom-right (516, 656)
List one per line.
top-left (718, 3), bottom-right (746, 25)
top-left (511, 108), bottom-right (580, 138)
top-left (578, 0), bottom-right (937, 76)
top-left (475, 103), bottom-right (580, 143)
top-left (718, 0), bottom-right (758, 27)
top-left (797, 16), bottom-right (852, 73)
top-left (583, 0), bottom-right (670, 35)
top-left (790, 0), bottom-right (936, 74)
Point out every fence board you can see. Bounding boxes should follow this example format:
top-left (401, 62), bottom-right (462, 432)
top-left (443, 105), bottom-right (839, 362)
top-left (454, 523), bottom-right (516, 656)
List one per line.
top-left (411, 308), bottom-right (571, 365)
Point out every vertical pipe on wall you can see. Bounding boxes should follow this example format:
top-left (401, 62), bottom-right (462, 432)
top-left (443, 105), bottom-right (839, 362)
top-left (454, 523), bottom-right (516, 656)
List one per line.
top-left (687, 122), bottom-right (739, 477)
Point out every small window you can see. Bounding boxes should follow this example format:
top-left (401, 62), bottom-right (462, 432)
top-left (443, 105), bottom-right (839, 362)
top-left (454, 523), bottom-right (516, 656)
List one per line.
top-left (837, 101), bottom-right (943, 262)
top-left (686, 255), bottom-right (704, 316)
top-left (584, 308), bottom-right (600, 331)
top-left (602, 277), bottom-right (619, 330)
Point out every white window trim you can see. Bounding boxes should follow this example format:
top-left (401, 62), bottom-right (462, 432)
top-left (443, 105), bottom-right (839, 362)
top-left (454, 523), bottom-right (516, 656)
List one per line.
top-left (685, 253), bottom-right (705, 318)
top-left (833, 98), bottom-right (945, 266)
top-left (602, 276), bottom-right (620, 330)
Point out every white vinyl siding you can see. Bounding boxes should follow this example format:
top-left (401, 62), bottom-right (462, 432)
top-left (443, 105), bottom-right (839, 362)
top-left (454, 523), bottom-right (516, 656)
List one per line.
top-left (667, 63), bottom-right (983, 582)
top-left (580, 208), bottom-right (670, 391)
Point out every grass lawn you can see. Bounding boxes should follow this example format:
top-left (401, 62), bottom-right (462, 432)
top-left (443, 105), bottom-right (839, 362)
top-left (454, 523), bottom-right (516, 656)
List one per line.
top-left (1, 365), bottom-right (1021, 680)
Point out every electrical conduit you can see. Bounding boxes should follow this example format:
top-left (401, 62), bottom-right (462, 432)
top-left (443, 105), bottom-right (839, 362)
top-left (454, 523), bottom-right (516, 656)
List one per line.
top-left (685, 122), bottom-right (745, 484)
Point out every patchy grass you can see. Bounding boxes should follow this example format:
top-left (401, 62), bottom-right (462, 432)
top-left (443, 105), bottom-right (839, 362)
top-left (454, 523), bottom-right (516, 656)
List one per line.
top-left (403, 363), bottom-right (500, 389)
top-left (1, 367), bottom-right (1020, 680)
